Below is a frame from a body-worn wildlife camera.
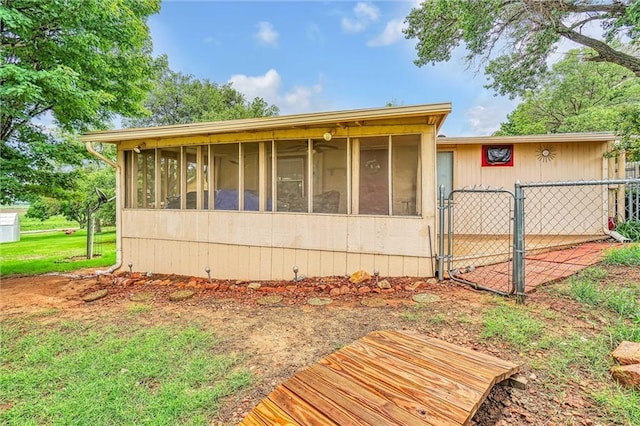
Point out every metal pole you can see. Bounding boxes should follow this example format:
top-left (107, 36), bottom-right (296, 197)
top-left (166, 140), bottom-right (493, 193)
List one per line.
top-left (438, 185), bottom-right (445, 281)
top-left (86, 207), bottom-right (94, 260)
top-left (513, 182), bottom-right (525, 304)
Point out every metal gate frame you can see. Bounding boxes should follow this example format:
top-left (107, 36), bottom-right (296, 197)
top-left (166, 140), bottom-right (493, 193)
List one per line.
top-left (437, 185), bottom-right (517, 297)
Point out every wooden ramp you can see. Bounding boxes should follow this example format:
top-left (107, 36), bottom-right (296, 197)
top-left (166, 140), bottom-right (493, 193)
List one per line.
top-left (240, 330), bottom-right (521, 426)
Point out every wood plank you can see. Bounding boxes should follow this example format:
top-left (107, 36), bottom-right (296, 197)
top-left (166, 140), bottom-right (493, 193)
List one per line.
top-left (238, 411), bottom-right (268, 426)
top-left (324, 348), bottom-right (470, 424)
top-left (241, 331), bottom-right (522, 426)
top-left (364, 331), bottom-right (514, 381)
top-left (282, 375), bottom-right (373, 426)
top-left (354, 336), bottom-right (494, 392)
top-left (247, 398), bottom-right (300, 425)
top-left (384, 330), bottom-right (520, 377)
top-left (308, 362), bottom-right (443, 426)
top-left (319, 351), bottom-right (463, 425)
top-left (342, 341), bottom-right (485, 407)
top-left (291, 368), bottom-right (412, 426)
top-left (268, 386), bottom-right (339, 426)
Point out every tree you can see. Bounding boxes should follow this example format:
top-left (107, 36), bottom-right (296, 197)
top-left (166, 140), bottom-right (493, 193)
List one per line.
top-left (124, 63), bottom-right (279, 128)
top-left (404, 0), bottom-right (640, 97)
top-left (495, 48), bottom-right (640, 159)
top-left (1, 0), bottom-right (161, 203)
top-left (26, 143), bottom-right (117, 227)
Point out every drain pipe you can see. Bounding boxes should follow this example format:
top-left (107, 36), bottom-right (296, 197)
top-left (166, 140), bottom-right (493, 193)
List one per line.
top-left (85, 141), bottom-right (122, 274)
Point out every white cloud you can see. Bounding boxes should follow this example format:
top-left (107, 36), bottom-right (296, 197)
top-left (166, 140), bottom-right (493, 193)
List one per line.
top-left (283, 83), bottom-right (323, 112)
top-left (202, 36), bottom-right (221, 46)
top-left (255, 21), bottom-right (278, 47)
top-left (464, 98), bottom-right (519, 136)
top-left (367, 19), bottom-right (406, 47)
top-left (341, 2), bottom-right (380, 33)
top-left (229, 69), bottom-right (282, 104)
top-left (228, 69), bottom-right (325, 114)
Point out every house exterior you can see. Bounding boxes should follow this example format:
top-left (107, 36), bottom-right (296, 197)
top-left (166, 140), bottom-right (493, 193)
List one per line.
top-left (81, 104), bottom-right (622, 280)
top-left (437, 133), bottom-right (622, 236)
top-left (81, 104), bottom-right (451, 280)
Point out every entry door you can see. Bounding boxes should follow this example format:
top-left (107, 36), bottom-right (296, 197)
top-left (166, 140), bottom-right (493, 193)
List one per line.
top-left (437, 151), bottom-right (453, 197)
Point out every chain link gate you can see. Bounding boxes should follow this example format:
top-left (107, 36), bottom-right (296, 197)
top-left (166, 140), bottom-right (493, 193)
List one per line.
top-left (438, 179), bottom-right (640, 302)
top-left (438, 186), bottom-right (516, 296)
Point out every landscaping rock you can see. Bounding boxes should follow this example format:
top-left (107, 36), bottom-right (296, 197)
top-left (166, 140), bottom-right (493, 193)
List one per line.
top-left (426, 278), bottom-right (438, 285)
top-left (358, 286), bottom-right (372, 294)
top-left (169, 290), bottom-right (194, 302)
top-left (610, 364), bottom-right (640, 390)
top-left (406, 281), bottom-right (424, 291)
top-left (307, 297), bottom-right (332, 306)
top-left (129, 292), bottom-right (153, 302)
top-left (360, 297), bottom-right (387, 307)
top-left (612, 341), bottom-right (640, 365)
top-left (412, 293), bottom-right (441, 304)
top-left (340, 285), bottom-right (351, 295)
top-left (256, 295), bottom-right (283, 305)
top-left (329, 287), bottom-right (341, 297)
top-left (247, 282), bottom-right (261, 291)
top-left (349, 270), bottom-right (371, 284)
top-left (83, 289), bottom-right (108, 302)
top-left (377, 279), bottom-right (392, 289)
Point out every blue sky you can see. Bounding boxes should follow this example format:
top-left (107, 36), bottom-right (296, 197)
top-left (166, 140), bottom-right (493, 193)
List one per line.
top-left (149, 0), bottom-right (520, 136)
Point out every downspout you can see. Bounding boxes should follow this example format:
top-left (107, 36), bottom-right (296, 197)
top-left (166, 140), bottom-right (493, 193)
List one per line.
top-left (85, 141), bottom-right (123, 274)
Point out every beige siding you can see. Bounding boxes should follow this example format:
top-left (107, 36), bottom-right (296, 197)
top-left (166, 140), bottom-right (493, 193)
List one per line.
top-left (123, 210), bottom-right (435, 257)
top-left (121, 208), bottom-right (436, 279)
top-left (121, 236), bottom-right (434, 280)
top-left (448, 142), bottom-right (607, 188)
top-left (440, 142), bottom-right (609, 235)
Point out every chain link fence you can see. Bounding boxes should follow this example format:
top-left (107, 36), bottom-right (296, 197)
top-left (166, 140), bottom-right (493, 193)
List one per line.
top-left (514, 179), bottom-right (640, 300)
top-left (438, 186), bottom-right (516, 296)
top-left (438, 179), bottom-right (640, 302)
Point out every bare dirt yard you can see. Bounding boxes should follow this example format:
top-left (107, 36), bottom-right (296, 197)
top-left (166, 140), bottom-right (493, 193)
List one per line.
top-left (2, 266), bottom-right (639, 425)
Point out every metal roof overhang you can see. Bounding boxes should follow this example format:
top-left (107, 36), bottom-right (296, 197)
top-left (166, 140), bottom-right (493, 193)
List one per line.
top-left (438, 132), bottom-right (617, 145)
top-left (80, 103), bottom-right (452, 143)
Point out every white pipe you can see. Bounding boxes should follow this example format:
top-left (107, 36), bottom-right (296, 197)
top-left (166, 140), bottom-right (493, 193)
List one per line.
top-left (85, 141), bottom-right (122, 274)
top-left (604, 228), bottom-right (630, 242)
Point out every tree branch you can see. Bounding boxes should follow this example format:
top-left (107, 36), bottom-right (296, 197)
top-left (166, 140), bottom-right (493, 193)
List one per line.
top-left (558, 24), bottom-right (640, 77)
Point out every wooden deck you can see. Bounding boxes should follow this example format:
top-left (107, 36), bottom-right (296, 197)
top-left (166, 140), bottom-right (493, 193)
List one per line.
top-left (240, 330), bottom-right (521, 426)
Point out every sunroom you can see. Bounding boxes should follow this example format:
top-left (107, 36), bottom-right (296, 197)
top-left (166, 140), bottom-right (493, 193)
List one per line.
top-left (81, 103), bottom-right (451, 280)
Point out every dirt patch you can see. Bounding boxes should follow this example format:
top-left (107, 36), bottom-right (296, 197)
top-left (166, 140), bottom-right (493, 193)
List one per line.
top-left (1, 268), bottom-right (636, 425)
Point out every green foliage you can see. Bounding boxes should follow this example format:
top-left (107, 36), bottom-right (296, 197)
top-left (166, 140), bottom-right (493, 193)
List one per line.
top-left (0, 229), bottom-right (116, 276)
top-left (481, 303), bottom-right (545, 349)
top-left (604, 243), bottom-right (640, 265)
top-left (0, 320), bottom-right (251, 424)
top-left (0, 0), bottom-right (161, 203)
top-left (25, 143), bottom-right (116, 227)
top-left (494, 48), bottom-right (640, 159)
top-left (404, 0), bottom-right (640, 98)
top-left (593, 387), bottom-right (640, 426)
top-left (124, 60), bottom-right (279, 128)
top-left (569, 279), bottom-right (639, 322)
top-left (0, 130), bottom-right (87, 204)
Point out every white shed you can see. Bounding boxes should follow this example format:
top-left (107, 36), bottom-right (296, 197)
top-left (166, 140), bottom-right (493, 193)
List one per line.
top-left (0, 213), bottom-right (20, 243)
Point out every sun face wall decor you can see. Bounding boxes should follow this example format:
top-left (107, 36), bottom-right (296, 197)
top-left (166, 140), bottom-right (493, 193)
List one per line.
top-left (536, 145), bottom-right (556, 162)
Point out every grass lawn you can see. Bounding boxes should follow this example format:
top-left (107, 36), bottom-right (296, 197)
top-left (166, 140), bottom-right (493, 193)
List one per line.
top-left (0, 319), bottom-right (251, 425)
top-left (19, 214), bottom-right (78, 232)
top-left (0, 229), bottom-right (116, 276)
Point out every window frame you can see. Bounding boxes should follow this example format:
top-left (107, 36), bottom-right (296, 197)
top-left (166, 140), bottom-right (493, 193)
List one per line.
top-left (482, 144), bottom-right (514, 167)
